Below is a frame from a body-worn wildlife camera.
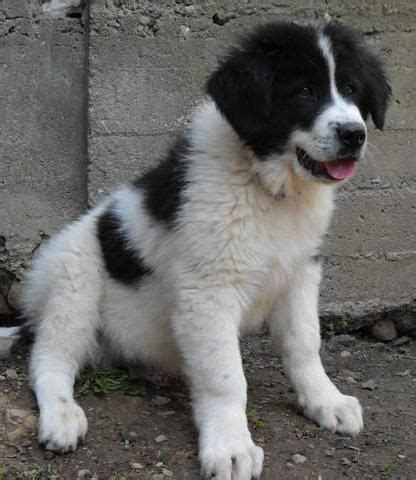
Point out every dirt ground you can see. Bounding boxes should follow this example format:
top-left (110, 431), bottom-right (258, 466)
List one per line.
top-left (0, 334), bottom-right (415, 480)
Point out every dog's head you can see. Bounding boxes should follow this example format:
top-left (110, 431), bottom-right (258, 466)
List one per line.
top-left (206, 21), bottom-right (391, 185)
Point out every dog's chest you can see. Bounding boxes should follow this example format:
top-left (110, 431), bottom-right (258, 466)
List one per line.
top-left (223, 187), bottom-right (332, 271)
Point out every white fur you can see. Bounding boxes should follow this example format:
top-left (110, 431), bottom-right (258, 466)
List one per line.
top-left (19, 36), bottom-right (366, 479)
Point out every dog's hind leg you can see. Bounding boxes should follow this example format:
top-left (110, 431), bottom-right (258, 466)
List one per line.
top-left (24, 219), bottom-right (103, 452)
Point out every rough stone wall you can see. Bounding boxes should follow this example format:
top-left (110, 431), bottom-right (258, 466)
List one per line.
top-left (1, 0), bottom-right (415, 331)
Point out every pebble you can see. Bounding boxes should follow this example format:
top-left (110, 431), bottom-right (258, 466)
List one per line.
top-left (7, 425), bottom-right (25, 442)
top-left (6, 408), bottom-right (32, 426)
top-left (0, 337), bottom-right (14, 359)
top-left (179, 25), bottom-right (190, 40)
top-left (369, 319), bottom-right (397, 341)
top-left (6, 368), bottom-right (18, 380)
top-left (292, 453), bottom-right (307, 464)
top-left (361, 379), bottom-right (377, 390)
top-left (43, 451), bottom-right (55, 460)
top-left (393, 336), bottom-right (411, 347)
top-left (7, 280), bottom-right (23, 311)
top-left (184, 5), bottom-right (196, 16)
top-left (334, 334), bottom-right (356, 346)
top-left (340, 350), bottom-right (352, 359)
top-left (153, 396), bottom-right (171, 406)
top-left (77, 469), bottom-right (92, 480)
top-left (162, 468), bottom-right (174, 477)
top-left (155, 434), bottom-right (167, 443)
top-left (395, 369), bottom-right (410, 377)
top-left (0, 375), bottom-right (6, 381)
top-left (127, 430), bottom-right (139, 440)
top-left (346, 376), bottom-right (357, 384)
top-left (138, 15), bottom-right (151, 26)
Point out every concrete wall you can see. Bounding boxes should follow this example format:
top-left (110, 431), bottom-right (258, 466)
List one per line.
top-left (1, 0), bottom-right (415, 332)
top-left (0, 0), bottom-right (89, 316)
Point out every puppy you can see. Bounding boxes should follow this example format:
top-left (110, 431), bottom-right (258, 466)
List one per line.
top-left (20, 20), bottom-right (390, 479)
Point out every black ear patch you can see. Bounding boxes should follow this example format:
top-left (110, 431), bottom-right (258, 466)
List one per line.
top-left (206, 52), bottom-right (274, 148)
top-left (323, 22), bottom-right (392, 130)
top-left (363, 56), bottom-right (392, 130)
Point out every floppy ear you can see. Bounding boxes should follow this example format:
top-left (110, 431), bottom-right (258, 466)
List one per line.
top-left (206, 53), bottom-right (274, 142)
top-left (363, 56), bottom-right (392, 130)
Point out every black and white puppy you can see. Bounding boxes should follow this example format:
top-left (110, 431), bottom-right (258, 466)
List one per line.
top-left (20, 21), bottom-right (390, 480)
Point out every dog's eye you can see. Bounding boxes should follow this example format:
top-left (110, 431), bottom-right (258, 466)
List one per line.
top-left (341, 84), bottom-right (354, 96)
top-left (298, 86), bottom-right (314, 98)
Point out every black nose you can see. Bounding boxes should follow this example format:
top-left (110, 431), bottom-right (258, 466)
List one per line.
top-left (337, 123), bottom-right (366, 150)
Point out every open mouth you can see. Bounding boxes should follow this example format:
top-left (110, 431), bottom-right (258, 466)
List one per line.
top-left (296, 148), bottom-right (357, 181)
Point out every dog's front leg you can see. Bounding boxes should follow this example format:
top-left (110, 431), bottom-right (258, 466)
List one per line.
top-left (173, 287), bottom-right (263, 480)
top-left (270, 260), bottom-right (363, 436)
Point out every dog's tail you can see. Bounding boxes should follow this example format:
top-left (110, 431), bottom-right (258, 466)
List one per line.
top-left (0, 326), bottom-right (21, 338)
top-left (0, 310), bottom-right (34, 346)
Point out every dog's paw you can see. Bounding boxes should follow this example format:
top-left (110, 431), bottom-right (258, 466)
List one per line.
top-left (304, 394), bottom-right (363, 436)
top-left (200, 435), bottom-right (264, 480)
top-left (38, 399), bottom-right (88, 452)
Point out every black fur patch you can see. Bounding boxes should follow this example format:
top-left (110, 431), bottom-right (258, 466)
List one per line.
top-left (97, 208), bottom-right (152, 285)
top-left (134, 136), bottom-right (189, 228)
top-left (206, 22), bottom-right (331, 157)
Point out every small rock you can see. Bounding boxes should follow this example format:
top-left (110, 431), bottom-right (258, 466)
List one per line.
top-left (340, 350), bottom-right (352, 359)
top-left (346, 376), bottom-right (357, 384)
top-left (7, 425), bottom-right (25, 442)
top-left (5, 368), bottom-right (18, 380)
top-left (131, 462), bottom-right (144, 470)
top-left (0, 337), bottom-right (14, 360)
top-left (162, 468), bottom-right (174, 477)
top-left (157, 410), bottom-right (176, 416)
top-left (127, 430), bottom-right (139, 440)
top-left (369, 319), bottom-right (397, 342)
top-left (155, 434), bottom-right (167, 443)
top-left (335, 334), bottom-right (355, 346)
top-left (43, 450), bottom-right (55, 460)
top-left (361, 379), bottom-right (377, 390)
top-left (184, 5), bottom-right (196, 16)
top-left (292, 453), bottom-right (306, 464)
top-left (7, 280), bottom-right (23, 311)
top-left (77, 469), bottom-right (92, 480)
top-left (398, 454), bottom-right (406, 459)
top-left (153, 396), bottom-right (171, 406)
top-left (341, 457), bottom-right (352, 466)
top-left (6, 408), bottom-right (31, 426)
top-left (24, 414), bottom-right (38, 430)
top-left (22, 439), bottom-right (32, 448)
top-left (138, 15), bottom-right (151, 26)
top-left (179, 25), bottom-right (190, 40)
top-left (393, 336), bottom-right (411, 347)
top-left (152, 475), bottom-right (164, 480)
top-left (0, 375), bottom-right (6, 381)
top-left (395, 369), bottom-right (410, 377)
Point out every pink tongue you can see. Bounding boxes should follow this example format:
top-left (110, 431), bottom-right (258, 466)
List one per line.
top-left (325, 157), bottom-right (357, 180)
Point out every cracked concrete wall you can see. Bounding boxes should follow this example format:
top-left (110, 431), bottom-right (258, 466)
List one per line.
top-left (1, 0), bottom-right (415, 331)
top-left (0, 0), bottom-right (89, 316)
top-left (89, 0), bottom-right (416, 331)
